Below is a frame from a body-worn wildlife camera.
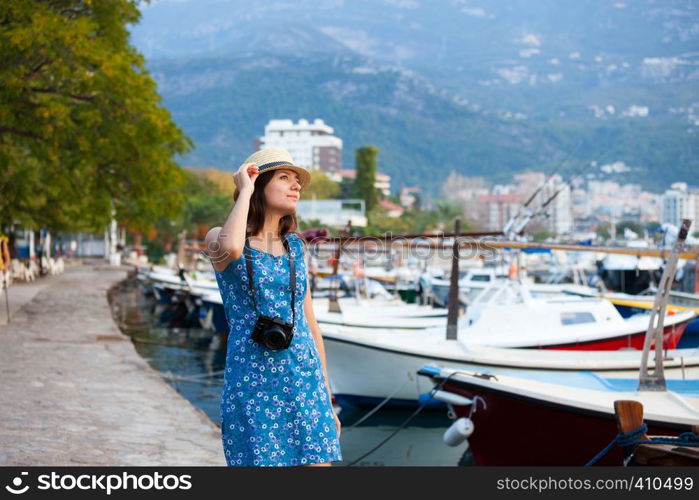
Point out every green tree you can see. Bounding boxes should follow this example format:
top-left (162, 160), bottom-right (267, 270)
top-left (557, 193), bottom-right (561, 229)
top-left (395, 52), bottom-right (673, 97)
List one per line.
top-left (411, 192), bottom-right (422, 211)
top-left (362, 198), bottom-right (473, 236)
top-left (431, 199), bottom-right (465, 231)
top-left (297, 218), bottom-right (325, 231)
top-left (0, 0), bottom-right (191, 233)
top-left (616, 220), bottom-right (643, 238)
top-left (365, 206), bottom-right (412, 235)
top-left (146, 170), bottom-right (230, 256)
top-left (338, 177), bottom-right (356, 199)
top-left (181, 172), bottom-right (231, 238)
top-left (354, 146), bottom-right (379, 212)
top-left (644, 221), bottom-right (661, 234)
top-left (596, 222), bottom-right (612, 241)
top-left (531, 229), bottom-right (554, 242)
top-left (303, 170), bottom-right (341, 200)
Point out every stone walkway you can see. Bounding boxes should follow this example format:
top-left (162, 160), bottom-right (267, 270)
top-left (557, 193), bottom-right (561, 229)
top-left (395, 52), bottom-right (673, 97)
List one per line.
top-left (0, 270), bottom-right (56, 327)
top-left (0, 260), bottom-right (225, 466)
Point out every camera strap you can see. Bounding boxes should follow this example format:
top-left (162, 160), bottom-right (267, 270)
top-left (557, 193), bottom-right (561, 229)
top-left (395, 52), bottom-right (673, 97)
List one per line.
top-left (244, 235), bottom-right (296, 325)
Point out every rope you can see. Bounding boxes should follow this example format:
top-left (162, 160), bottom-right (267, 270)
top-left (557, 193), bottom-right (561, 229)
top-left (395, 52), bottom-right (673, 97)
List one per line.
top-left (585, 424), bottom-right (699, 466)
top-left (344, 377), bottom-right (413, 433)
top-left (344, 373), bottom-right (457, 466)
top-left (158, 370), bottom-right (224, 386)
top-left (161, 369), bottom-right (225, 381)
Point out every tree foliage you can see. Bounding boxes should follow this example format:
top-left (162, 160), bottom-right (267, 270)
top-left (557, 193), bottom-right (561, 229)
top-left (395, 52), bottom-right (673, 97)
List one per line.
top-left (193, 167), bottom-right (236, 197)
top-left (354, 146), bottom-right (379, 212)
top-left (338, 177), bottom-right (356, 199)
top-left (151, 169), bottom-right (231, 242)
top-left (596, 222), bottom-right (612, 241)
top-left (616, 220), bottom-right (643, 237)
top-left (303, 170), bottom-right (341, 200)
top-left (363, 198), bottom-right (472, 236)
top-left (0, 0), bottom-right (191, 232)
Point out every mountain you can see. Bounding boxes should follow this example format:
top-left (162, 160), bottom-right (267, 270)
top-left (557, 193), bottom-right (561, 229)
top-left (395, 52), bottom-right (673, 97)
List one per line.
top-left (148, 49), bottom-right (557, 193)
top-left (132, 0), bottom-right (699, 194)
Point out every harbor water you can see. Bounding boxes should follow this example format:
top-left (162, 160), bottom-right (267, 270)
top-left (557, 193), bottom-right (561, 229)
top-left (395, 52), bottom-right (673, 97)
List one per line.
top-left (109, 276), bottom-right (471, 466)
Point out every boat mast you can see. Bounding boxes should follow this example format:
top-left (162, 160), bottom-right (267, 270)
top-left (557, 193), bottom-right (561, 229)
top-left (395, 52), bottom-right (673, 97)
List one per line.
top-left (637, 218), bottom-right (692, 391)
top-left (446, 218), bottom-right (461, 340)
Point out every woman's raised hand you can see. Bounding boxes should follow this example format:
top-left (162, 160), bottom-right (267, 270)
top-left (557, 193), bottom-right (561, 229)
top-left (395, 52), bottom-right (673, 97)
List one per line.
top-left (233, 162), bottom-right (260, 194)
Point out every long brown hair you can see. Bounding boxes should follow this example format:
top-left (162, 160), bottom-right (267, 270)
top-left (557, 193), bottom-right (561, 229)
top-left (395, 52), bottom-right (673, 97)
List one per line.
top-left (234, 170), bottom-right (299, 239)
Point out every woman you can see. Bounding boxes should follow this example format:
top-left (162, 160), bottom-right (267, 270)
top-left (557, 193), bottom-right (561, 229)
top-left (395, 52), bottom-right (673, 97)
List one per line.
top-left (205, 148), bottom-right (342, 467)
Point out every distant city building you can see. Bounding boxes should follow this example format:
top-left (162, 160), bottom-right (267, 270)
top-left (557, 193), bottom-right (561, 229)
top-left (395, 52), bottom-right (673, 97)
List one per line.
top-left (340, 169), bottom-right (391, 195)
top-left (540, 176), bottom-right (573, 236)
top-left (296, 199), bottom-right (367, 228)
top-left (377, 198), bottom-right (405, 218)
top-left (399, 186), bottom-right (421, 209)
top-left (375, 172), bottom-right (391, 196)
top-left (512, 172), bottom-right (573, 236)
top-left (257, 119), bottom-right (342, 179)
top-left (470, 172), bottom-right (674, 236)
top-left (572, 180), bottom-right (660, 233)
top-left (513, 172), bottom-right (547, 198)
top-left (662, 182), bottom-right (699, 228)
top-left (476, 193), bottom-right (524, 231)
top-left (637, 192), bottom-right (662, 223)
top-left (439, 172), bottom-right (489, 228)
top-left (458, 170), bottom-right (676, 236)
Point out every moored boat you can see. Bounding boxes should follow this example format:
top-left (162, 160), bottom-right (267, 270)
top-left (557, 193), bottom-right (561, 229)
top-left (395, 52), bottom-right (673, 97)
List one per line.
top-left (417, 364), bottom-right (699, 465)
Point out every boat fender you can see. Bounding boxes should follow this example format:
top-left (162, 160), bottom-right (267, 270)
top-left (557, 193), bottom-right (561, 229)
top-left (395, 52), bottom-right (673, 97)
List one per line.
top-left (432, 389), bottom-right (473, 406)
top-left (443, 417), bottom-right (474, 447)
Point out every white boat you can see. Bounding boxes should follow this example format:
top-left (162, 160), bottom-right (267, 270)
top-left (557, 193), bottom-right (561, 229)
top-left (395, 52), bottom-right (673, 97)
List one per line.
top-left (323, 324), bottom-right (699, 407)
top-left (143, 267), bottom-right (219, 293)
top-left (429, 267), bottom-right (506, 306)
top-left (194, 279), bottom-right (448, 329)
top-left (429, 267), bottom-right (598, 306)
top-left (593, 290), bottom-right (699, 314)
top-left (313, 297), bottom-right (447, 329)
top-left (321, 281), bottom-right (696, 406)
top-left (458, 280), bottom-right (691, 349)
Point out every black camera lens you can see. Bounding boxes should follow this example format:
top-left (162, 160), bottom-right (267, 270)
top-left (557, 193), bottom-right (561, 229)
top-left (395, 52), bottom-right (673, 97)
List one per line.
top-left (252, 315), bottom-right (293, 350)
top-left (264, 326), bottom-right (287, 350)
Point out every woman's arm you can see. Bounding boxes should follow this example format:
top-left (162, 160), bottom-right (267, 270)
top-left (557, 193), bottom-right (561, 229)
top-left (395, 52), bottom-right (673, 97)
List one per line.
top-left (304, 281), bottom-right (342, 436)
top-left (204, 163), bottom-right (258, 271)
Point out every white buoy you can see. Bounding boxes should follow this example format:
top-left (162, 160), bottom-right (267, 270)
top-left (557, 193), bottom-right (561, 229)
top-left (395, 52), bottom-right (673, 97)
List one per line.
top-left (443, 417), bottom-right (474, 447)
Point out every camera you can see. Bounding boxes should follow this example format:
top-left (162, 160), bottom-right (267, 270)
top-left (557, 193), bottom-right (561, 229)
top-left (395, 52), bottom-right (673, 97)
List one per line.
top-left (251, 314), bottom-right (294, 350)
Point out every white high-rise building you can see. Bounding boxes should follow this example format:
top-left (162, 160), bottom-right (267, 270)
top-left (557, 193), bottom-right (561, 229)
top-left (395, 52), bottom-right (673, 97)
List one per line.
top-left (256, 119), bottom-right (343, 179)
top-left (662, 182), bottom-right (699, 228)
top-left (542, 177), bottom-right (573, 236)
top-left (514, 173), bottom-right (573, 236)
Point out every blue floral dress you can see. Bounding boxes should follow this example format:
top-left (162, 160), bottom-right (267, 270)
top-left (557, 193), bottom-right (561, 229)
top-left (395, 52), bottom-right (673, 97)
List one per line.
top-left (213, 232), bottom-right (342, 466)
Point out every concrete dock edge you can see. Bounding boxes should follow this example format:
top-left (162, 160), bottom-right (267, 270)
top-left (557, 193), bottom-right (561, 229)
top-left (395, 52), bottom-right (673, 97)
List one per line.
top-left (0, 260), bottom-right (225, 466)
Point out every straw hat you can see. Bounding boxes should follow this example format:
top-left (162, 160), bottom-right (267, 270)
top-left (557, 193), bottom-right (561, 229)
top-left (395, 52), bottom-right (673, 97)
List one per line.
top-left (243, 148), bottom-right (311, 190)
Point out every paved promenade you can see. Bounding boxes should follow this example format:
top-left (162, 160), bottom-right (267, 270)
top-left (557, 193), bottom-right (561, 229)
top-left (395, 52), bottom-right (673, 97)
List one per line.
top-left (0, 260), bottom-right (225, 466)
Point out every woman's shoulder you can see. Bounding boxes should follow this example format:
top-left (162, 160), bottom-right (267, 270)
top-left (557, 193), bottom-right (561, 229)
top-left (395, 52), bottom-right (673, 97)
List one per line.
top-left (285, 232), bottom-right (307, 257)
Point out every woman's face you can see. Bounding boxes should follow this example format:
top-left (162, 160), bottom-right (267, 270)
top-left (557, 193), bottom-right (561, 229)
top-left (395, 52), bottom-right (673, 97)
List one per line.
top-left (263, 168), bottom-right (302, 215)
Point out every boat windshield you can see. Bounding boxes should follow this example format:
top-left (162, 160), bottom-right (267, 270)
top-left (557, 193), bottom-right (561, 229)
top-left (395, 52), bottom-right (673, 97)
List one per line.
top-left (560, 311), bottom-right (596, 325)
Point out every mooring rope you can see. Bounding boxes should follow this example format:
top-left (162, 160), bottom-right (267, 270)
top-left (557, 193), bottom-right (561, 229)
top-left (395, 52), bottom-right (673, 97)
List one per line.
top-left (585, 423), bottom-right (699, 466)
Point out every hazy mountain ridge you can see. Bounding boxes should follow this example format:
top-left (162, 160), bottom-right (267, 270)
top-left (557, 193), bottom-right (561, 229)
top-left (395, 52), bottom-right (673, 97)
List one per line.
top-left (134, 0), bottom-right (699, 194)
top-left (134, 0), bottom-right (699, 99)
top-left (149, 50), bottom-right (559, 191)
